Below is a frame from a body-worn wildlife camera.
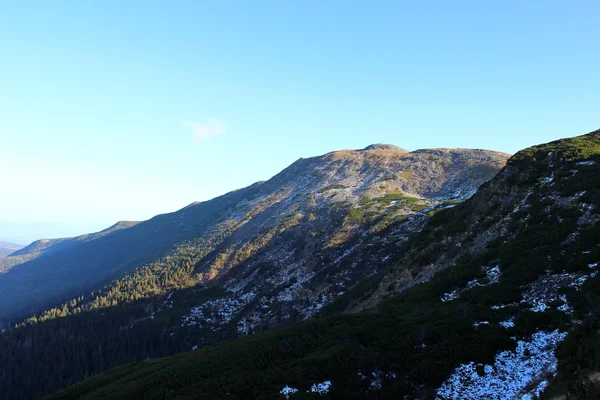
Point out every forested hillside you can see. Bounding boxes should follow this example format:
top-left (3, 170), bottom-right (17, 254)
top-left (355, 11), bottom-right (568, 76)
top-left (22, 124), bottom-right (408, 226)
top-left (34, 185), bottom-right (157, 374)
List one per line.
top-left (47, 129), bottom-right (600, 400)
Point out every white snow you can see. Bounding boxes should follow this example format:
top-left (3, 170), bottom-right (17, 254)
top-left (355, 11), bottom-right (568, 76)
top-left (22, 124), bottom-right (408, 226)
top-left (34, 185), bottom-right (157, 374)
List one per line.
top-left (491, 304), bottom-right (515, 310)
top-left (521, 272), bottom-right (589, 312)
top-left (576, 160), bottom-right (596, 166)
top-left (182, 291), bottom-right (256, 329)
top-left (530, 302), bottom-right (549, 313)
top-left (310, 380), bottom-right (332, 394)
top-left (589, 262), bottom-right (598, 269)
top-left (520, 379), bottom-right (549, 400)
top-left (486, 265), bottom-right (501, 285)
top-left (442, 266), bottom-right (500, 302)
top-left (473, 321), bottom-right (490, 328)
top-left (557, 294), bottom-right (573, 314)
top-left (499, 317), bottom-right (515, 328)
top-left (441, 290), bottom-right (460, 302)
top-left (280, 386), bottom-right (298, 399)
top-left (569, 274), bottom-right (589, 290)
top-left (370, 372), bottom-right (383, 390)
top-left (436, 330), bottom-right (567, 400)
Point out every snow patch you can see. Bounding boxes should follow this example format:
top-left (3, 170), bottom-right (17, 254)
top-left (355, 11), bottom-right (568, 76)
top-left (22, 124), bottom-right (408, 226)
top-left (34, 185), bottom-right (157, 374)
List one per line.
top-left (182, 291), bottom-right (256, 329)
top-left (576, 160), bottom-right (596, 166)
top-left (280, 386), bottom-right (298, 399)
top-left (500, 317), bottom-right (515, 328)
top-left (521, 379), bottom-right (549, 400)
top-left (441, 289), bottom-right (460, 302)
top-left (486, 265), bottom-right (501, 285)
top-left (441, 265), bottom-right (500, 302)
top-left (521, 272), bottom-right (589, 312)
top-left (436, 330), bottom-right (567, 400)
top-left (310, 380), bottom-right (332, 394)
top-left (557, 294), bottom-right (573, 314)
top-left (491, 303), bottom-right (517, 310)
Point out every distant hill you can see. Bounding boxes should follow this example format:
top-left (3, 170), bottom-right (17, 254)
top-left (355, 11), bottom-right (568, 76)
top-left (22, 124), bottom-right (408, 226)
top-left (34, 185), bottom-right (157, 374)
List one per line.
top-left (0, 241), bottom-right (24, 258)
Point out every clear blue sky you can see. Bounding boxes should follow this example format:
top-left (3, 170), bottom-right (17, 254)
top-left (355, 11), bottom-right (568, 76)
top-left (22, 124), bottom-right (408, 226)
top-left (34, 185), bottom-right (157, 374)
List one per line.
top-left (1, 1), bottom-right (599, 242)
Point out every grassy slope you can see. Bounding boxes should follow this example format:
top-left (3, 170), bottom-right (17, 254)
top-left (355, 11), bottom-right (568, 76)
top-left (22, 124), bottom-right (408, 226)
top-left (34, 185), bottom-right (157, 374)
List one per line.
top-left (49, 129), bottom-right (600, 400)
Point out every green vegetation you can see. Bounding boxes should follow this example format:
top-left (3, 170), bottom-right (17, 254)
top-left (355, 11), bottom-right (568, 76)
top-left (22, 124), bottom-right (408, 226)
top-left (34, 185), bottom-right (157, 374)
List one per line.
top-left (318, 184), bottom-right (346, 193)
top-left (19, 226), bottom-right (234, 326)
top-left (399, 170), bottom-right (412, 180)
top-left (47, 276), bottom-right (517, 399)
top-left (0, 187), bottom-right (260, 321)
top-left (49, 131), bottom-right (600, 399)
top-left (510, 128), bottom-right (600, 164)
top-left (346, 193), bottom-right (426, 228)
top-left (51, 208), bottom-right (600, 399)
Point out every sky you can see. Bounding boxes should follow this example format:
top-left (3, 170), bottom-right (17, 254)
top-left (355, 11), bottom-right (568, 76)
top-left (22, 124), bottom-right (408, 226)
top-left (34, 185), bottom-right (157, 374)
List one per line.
top-left (1, 1), bottom-right (599, 242)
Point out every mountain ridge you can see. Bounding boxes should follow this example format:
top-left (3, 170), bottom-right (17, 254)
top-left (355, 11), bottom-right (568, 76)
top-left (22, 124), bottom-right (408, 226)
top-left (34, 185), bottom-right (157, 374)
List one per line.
top-left (0, 143), bottom-right (511, 399)
top-left (0, 146), bottom-right (508, 320)
top-left (44, 128), bottom-right (600, 400)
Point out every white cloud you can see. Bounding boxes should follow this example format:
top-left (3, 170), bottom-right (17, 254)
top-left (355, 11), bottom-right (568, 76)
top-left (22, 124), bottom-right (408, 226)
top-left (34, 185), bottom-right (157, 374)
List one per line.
top-left (184, 118), bottom-right (226, 142)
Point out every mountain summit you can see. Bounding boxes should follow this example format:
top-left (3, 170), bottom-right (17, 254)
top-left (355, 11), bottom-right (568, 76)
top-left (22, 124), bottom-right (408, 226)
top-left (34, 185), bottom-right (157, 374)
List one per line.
top-left (362, 143), bottom-right (408, 151)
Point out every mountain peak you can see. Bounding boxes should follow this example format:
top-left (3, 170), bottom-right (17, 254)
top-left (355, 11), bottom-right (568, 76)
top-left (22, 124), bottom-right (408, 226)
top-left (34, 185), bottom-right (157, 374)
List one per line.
top-left (362, 144), bottom-right (408, 152)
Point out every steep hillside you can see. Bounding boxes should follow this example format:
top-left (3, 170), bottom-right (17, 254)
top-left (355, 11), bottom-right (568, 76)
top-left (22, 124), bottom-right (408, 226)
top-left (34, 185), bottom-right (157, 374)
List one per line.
top-left (0, 145), bottom-right (507, 399)
top-left (0, 146), bottom-right (506, 320)
top-left (47, 129), bottom-right (600, 400)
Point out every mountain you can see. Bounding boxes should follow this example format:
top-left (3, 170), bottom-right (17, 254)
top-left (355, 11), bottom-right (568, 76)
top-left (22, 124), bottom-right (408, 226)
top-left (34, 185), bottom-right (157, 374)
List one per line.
top-left (0, 221), bottom-right (140, 315)
top-left (0, 241), bottom-right (24, 258)
top-left (46, 129), bottom-right (600, 400)
top-left (0, 145), bottom-right (508, 399)
top-left (0, 146), bottom-right (507, 320)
